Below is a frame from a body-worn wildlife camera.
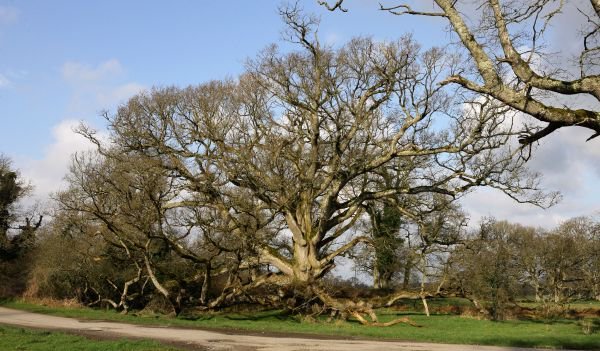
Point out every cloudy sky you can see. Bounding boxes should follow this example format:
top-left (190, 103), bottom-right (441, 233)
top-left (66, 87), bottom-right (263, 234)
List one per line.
top-left (0, 1), bottom-right (598, 229)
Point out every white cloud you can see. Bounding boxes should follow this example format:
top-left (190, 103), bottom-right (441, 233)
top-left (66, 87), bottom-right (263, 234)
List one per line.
top-left (0, 73), bottom-right (10, 88)
top-left (15, 60), bottom-right (144, 208)
top-left (458, 4), bottom-right (600, 230)
top-left (0, 6), bottom-right (18, 25)
top-left (96, 82), bottom-right (145, 107)
top-left (529, 130), bottom-right (598, 193)
top-left (460, 127), bottom-right (600, 229)
top-left (62, 59), bottom-right (124, 84)
top-left (0, 70), bottom-right (29, 89)
top-left (61, 59), bottom-right (145, 118)
top-left (17, 120), bottom-right (100, 204)
top-left (462, 188), bottom-right (565, 229)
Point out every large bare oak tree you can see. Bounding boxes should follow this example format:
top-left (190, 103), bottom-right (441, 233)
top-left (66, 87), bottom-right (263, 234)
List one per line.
top-left (71, 9), bottom-right (555, 323)
top-left (320, 0), bottom-right (600, 144)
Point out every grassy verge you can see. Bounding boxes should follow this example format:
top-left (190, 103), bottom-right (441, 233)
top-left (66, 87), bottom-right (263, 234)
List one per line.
top-left (0, 325), bottom-right (184, 351)
top-left (2, 299), bottom-right (600, 349)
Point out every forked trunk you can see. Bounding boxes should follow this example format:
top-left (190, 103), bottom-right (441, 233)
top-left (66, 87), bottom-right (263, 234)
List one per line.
top-left (373, 267), bottom-right (391, 289)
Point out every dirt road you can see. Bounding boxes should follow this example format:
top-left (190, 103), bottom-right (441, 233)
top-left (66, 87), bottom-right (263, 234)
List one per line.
top-left (0, 306), bottom-right (561, 351)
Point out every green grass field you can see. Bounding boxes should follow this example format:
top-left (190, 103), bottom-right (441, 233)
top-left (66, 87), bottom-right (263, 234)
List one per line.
top-left (0, 325), bottom-right (183, 351)
top-left (2, 299), bottom-right (600, 349)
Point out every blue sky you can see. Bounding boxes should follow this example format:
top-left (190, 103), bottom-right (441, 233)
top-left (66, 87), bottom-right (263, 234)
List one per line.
top-left (0, 1), bottom-right (448, 158)
top-left (0, 0), bottom-right (598, 229)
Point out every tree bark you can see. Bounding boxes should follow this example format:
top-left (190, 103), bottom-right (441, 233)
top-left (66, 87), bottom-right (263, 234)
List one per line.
top-left (144, 254), bottom-right (179, 315)
top-left (200, 262), bottom-right (211, 305)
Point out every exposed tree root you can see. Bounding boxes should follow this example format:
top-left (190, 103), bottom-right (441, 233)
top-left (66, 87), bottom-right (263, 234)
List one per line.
top-left (350, 311), bottom-right (421, 327)
top-left (383, 291), bottom-right (430, 307)
top-left (312, 286), bottom-right (421, 327)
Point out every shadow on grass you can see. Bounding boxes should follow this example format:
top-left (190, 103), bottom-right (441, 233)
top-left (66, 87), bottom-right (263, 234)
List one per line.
top-left (222, 310), bottom-right (297, 322)
top-left (385, 311), bottom-right (425, 317)
top-left (480, 336), bottom-right (600, 350)
top-left (0, 298), bottom-right (14, 305)
top-left (178, 314), bottom-right (214, 322)
top-left (515, 317), bottom-right (582, 326)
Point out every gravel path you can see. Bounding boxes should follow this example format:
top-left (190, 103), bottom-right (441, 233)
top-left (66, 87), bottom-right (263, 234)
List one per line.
top-left (0, 306), bottom-right (566, 351)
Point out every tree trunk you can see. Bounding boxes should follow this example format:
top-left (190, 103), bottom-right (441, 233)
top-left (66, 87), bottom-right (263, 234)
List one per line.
top-left (419, 258), bottom-right (430, 317)
top-left (373, 266), bottom-right (381, 289)
top-left (421, 294), bottom-right (430, 317)
top-left (144, 254), bottom-right (180, 315)
top-left (553, 276), bottom-right (562, 303)
top-left (534, 283), bottom-right (541, 302)
top-left (288, 233), bottom-right (332, 283)
top-left (402, 261), bottom-right (412, 289)
top-left (554, 288), bottom-right (561, 303)
top-left (435, 272), bottom-right (446, 295)
top-left (470, 298), bottom-right (489, 316)
top-left (200, 262), bottom-right (211, 305)
top-left (118, 265), bottom-right (142, 314)
top-left (373, 268), bottom-right (391, 289)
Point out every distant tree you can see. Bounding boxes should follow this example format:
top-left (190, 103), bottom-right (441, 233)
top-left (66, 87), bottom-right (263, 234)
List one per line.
top-left (451, 216), bottom-right (600, 308)
top-left (512, 225), bottom-right (546, 301)
top-left (0, 155), bottom-right (27, 243)
top-left (542, 217), bottom-right (599, 302)
top-left (364, 201), bottom-right (404, 290)
top-left (451, 219), bottom-right (526, 320)
top-left (577, 217), bottom-right (600, 300)
top-left (0, 154), bottom-right (41, 297)
top-left (411, 200), bottom-right (467, 316)
top-left (320, 0), bottom-right (600, 144)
